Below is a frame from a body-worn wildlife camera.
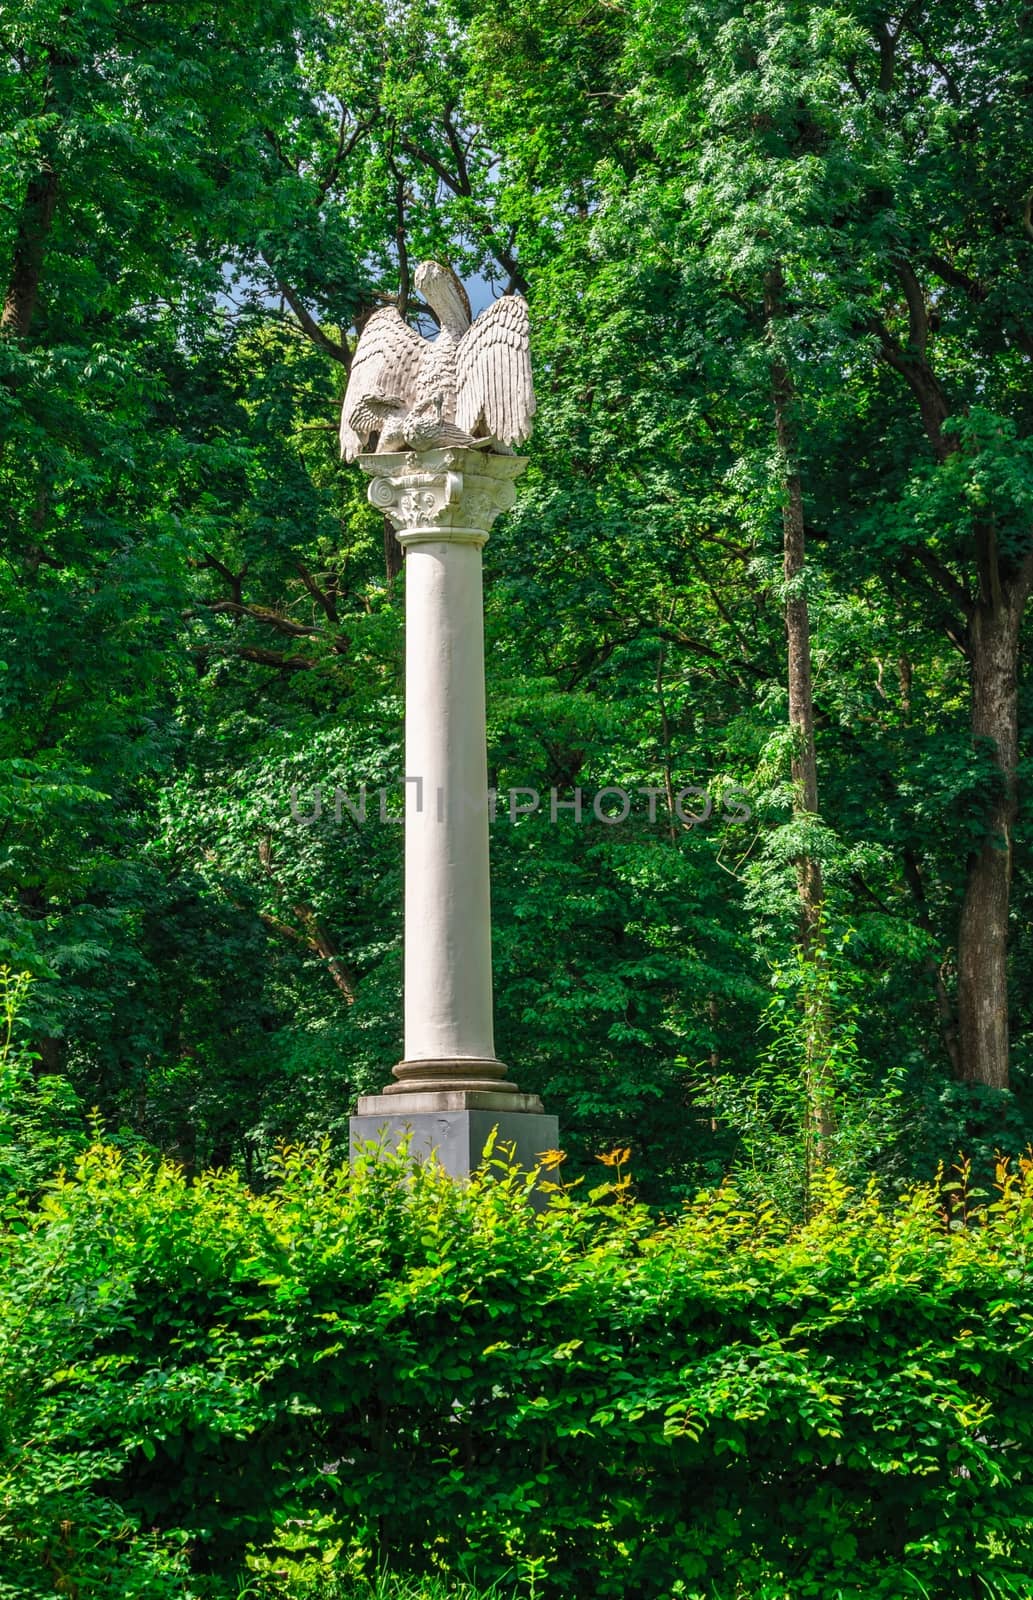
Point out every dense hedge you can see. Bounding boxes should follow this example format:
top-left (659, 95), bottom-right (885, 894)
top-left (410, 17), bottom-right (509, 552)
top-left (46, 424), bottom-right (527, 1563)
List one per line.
top-left (1, 1142), bottom-right (1032, 1599)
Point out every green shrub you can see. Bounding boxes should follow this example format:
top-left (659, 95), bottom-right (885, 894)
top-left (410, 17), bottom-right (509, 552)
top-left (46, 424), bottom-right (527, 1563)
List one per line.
top-left (2, 1140), bottom-right (1032, 1599)
top-left (0, 968), bottom-right (86, 1202)
top-left (234, 1567), bottom-right (523, 1599)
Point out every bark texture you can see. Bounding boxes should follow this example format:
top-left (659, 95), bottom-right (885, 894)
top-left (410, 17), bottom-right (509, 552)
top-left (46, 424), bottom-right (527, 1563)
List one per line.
top-left (2, 164), bottom-right (58, 339)
top-left (765, 267), bottom-right (824, 947)
top-left (765, 266), bottom-right (831, 1178)
top-left (955, 555), bottom-right (1033, 1088)
top-left (875, 259), bottom-right (1032, 1090)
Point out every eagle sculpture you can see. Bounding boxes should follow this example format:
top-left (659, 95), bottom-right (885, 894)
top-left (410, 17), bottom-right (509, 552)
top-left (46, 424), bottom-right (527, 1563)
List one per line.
top-left (339, 260), bottom-right (535, 461)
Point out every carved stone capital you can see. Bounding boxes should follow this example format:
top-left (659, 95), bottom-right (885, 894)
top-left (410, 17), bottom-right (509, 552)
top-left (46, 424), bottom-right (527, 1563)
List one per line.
top-left (358, 448), bottom-right (527, 545)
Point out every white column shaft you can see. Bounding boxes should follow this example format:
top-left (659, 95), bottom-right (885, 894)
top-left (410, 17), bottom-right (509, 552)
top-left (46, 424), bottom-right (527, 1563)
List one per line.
top-left (403, 539), bottom-right (495, 1062)
top-left (358, 448), bottom-right (526, 1095)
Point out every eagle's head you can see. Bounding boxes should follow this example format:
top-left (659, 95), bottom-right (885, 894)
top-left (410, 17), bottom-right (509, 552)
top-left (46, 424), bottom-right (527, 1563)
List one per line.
top-left (413, 260), bottom-right (472, 336)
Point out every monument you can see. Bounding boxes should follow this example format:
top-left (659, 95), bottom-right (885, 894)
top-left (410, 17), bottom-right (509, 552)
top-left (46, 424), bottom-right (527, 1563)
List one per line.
top-left (345, 261), bottom-right (558, 1177)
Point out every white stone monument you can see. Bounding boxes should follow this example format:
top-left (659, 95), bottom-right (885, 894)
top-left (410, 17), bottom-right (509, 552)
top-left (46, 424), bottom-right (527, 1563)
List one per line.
top-left (344, 262), bottom-right (558, 1177)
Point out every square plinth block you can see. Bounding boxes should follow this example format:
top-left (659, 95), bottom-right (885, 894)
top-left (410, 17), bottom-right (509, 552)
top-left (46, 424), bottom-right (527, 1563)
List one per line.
top-left (350, 1095), bottom-right (559, 1188)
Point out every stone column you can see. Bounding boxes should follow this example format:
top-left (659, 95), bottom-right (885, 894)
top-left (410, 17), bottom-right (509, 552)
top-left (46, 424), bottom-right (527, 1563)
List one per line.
top-left (349, 447), bottom-right (558, 1178)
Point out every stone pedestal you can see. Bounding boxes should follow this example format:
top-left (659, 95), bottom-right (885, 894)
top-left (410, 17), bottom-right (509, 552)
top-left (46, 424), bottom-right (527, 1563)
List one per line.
top-left (350, 448), bottom-right (556, 1180)
top-left (350, 1099), bottom-right (559, 1190)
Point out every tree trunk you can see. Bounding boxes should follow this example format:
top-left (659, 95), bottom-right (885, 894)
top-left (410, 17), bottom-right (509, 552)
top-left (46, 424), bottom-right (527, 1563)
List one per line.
top-left (383, 514), bottom-right (403, 590)
top-left (765, 268), bottom-right (824, 946)
top-left (2, 164), bottom-right (58, 338)
top-left (901, 845), bottom-right (961, 1074)
top-left (765, 266), bottom-right (831, 1178)
top-left (955, 553), bottom-right (1033, 1089)
top-left (872, 261), bottom-right (1033, 1091)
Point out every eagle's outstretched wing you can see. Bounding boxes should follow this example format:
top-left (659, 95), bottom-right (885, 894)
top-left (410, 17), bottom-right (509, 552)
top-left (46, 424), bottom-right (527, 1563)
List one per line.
top-left (455, 294), bottom-right (534, 448)
top-left (339, 307), bottom-right (425, 461)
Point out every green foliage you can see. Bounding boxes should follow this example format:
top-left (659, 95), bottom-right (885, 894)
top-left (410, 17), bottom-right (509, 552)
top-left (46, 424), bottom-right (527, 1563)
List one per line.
top-left (235, 1574), bottom-right (523, 1600)
top-left (3, 1141), bottom-right (1033, 1599)
top-left (2, 0), bottom-right (1033, 1199)
top-left (702, 930), bottom-right (907, 1217)
top-left (0, 967), bottom-right (85, 1199)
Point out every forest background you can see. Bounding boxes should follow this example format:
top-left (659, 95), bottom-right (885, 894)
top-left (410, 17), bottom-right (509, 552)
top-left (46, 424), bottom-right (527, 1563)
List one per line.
top-left (2, 0), bottom-right (1033, 1209)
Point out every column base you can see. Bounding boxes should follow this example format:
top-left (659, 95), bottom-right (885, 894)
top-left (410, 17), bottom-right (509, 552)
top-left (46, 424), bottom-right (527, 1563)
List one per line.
top-left (384, 1056), bottom-right (519, 1095)
top-left (350, 1097), bottom-right (559, 1191)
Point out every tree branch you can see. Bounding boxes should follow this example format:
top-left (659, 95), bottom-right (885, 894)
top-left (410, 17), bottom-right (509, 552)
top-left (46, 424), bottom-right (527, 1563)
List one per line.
top-left (262, 258), bottom-right (350, 366)
top-left (318, 108), bottom-right (377, 199)
top-left (442, 109), bottom-right (474, 196)
top-left (202, 598), bottom-right (329, 640)
top-left (190, 643), bottom-right (321, 672)
top-left (277, 280), bottom-right (350, 366)
top-left (262, 126), bottom-right (298, 175)
top-left (385, 147), bottom-right (411, 316)
top-left (236, 646), bottom-right (321, 671)
top-left (913, 547), bottom-right (973, 622)
top-left (896, 260), bottom-right (929, 355)
top-left (869, 314), bottom-right (954, 459)
top-left (200, 551), bottom-right (246, 606)
top-left (926, 251), bottom-right (987, 301)
top-left (875, 20), bottom-right (896, 93)
top-left (397, 134), bottom-right (529, 293)
top-left (257, 836), bottom-right (357, 1003)
top-left (295, 562), bottom-right (340, 623)
top-left (658, 627), bottom-right (768, 680)
top-left (894, 552), bottom-right (971, 652)
top-left (907, 21), bottom-right (965, 105)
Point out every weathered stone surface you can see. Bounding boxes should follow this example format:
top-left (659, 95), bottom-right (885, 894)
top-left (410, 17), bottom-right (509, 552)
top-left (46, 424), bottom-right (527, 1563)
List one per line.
top-left (360, 447), bottom-right (526, 543)
top-left (356, 1090), bottom-right (546, 1116)
top-left (340, 259), bottom-right (534, 460)
top-left (349, 1106), bottom-right (560, 1193)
